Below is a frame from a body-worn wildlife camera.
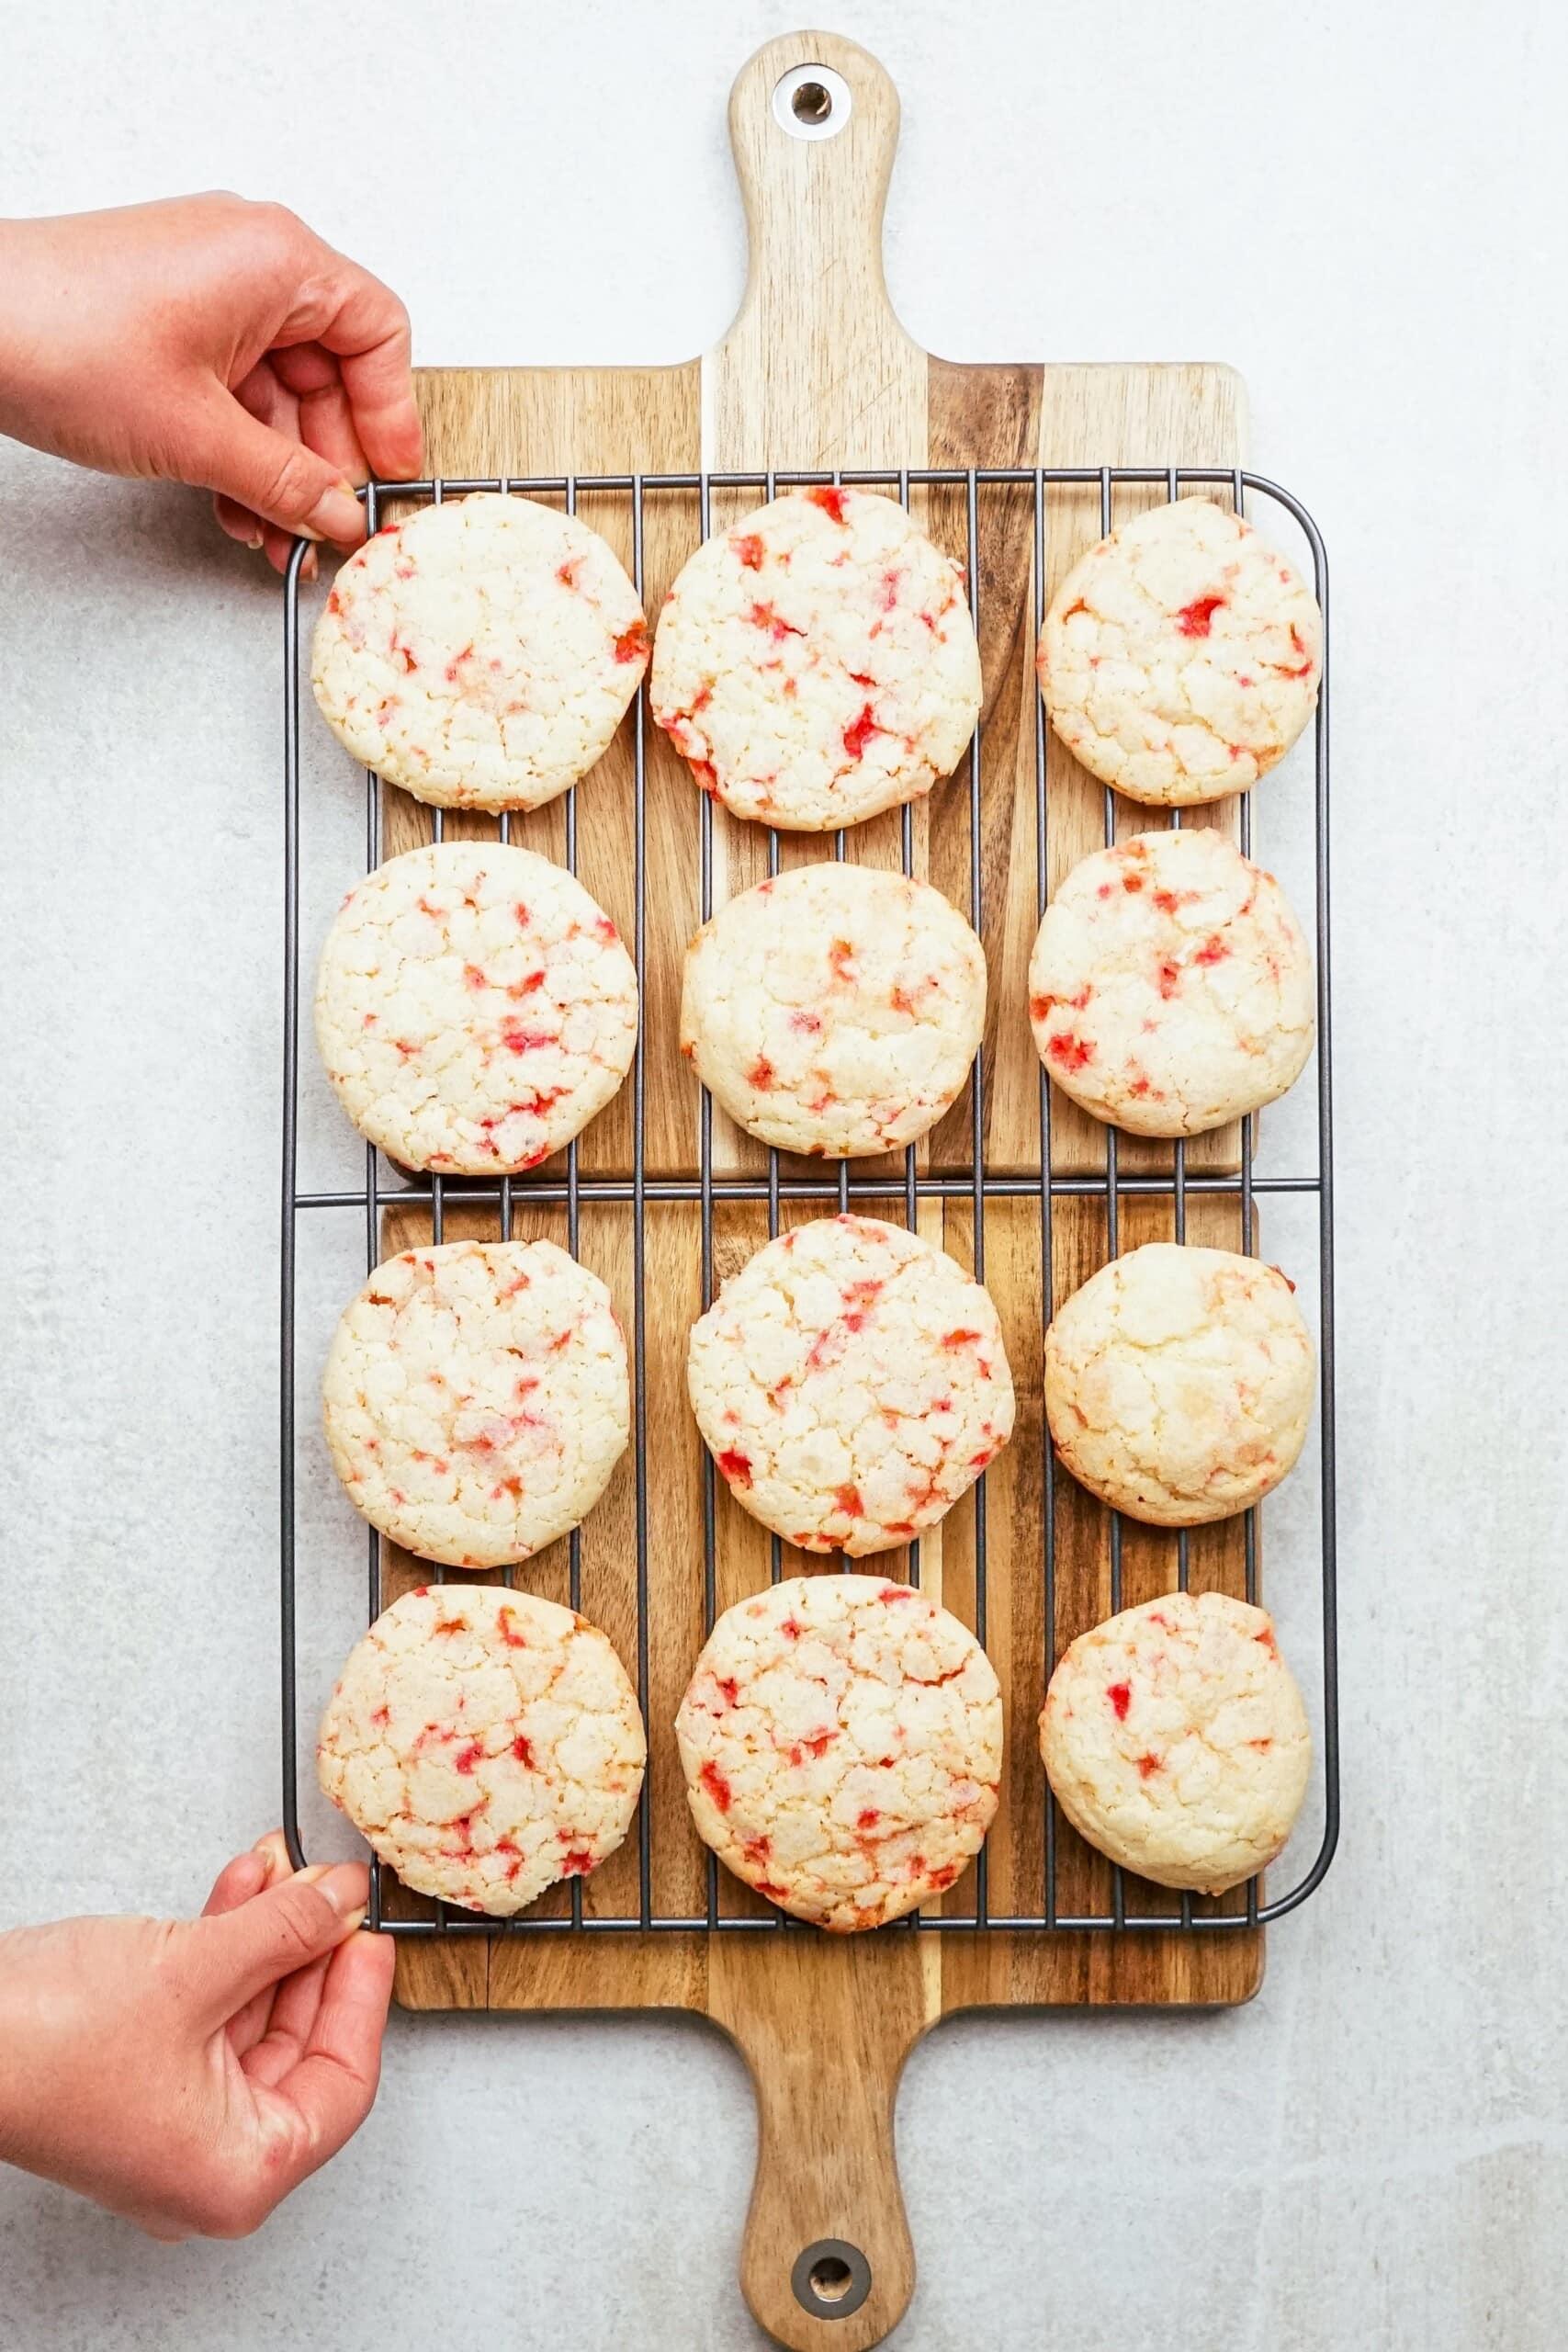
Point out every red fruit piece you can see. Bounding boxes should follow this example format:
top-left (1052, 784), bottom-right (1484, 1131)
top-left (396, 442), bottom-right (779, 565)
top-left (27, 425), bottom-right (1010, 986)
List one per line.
top-left (716, 1448), bottom-right (753, 1489)
top-left (842, 706), bottom-right (880, 762)
top-left (1047, 1032), bottom-right (1094, 1071)
top-left (1106, 1681), bottom-right (1131, 1721)
top-left (1175, 594), bottom-right (1225, 638)
top-left (698, 1760), bottom-right (732, 1812)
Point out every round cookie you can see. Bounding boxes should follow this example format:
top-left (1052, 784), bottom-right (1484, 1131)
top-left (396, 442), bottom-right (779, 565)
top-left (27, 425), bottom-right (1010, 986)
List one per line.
top-left (650, 486), bottom-right (982, 831)
top-left (1028, 828), bottom-right (1314, 1136)
top-left (311, 492), bottom-right (649, 811)
top-left (1039, 1589), bottom-right (1311, 1894)
top-left (1037, 498), bottom-right (1322, 805)
top-left (1044, 1243), bottom-right (1314, 1527)
top-left (323, 1239), bottom-right (629, 1568)
top-left (318, 1583), bottom-right (646, 1916)
top-left (687, 1214), bottom-right (1014, 1555)
top-left (675, 1573), bottom-right (1001, 1929)
top-left (681, 862), bottom-right (985, 1157)
top-left (315, 840), bottom-right (637, 1174)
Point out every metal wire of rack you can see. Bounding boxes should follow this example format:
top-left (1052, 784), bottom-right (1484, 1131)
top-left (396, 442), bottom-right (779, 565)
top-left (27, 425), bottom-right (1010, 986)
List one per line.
top-left (281, 464), bottom-right (1337, 1939)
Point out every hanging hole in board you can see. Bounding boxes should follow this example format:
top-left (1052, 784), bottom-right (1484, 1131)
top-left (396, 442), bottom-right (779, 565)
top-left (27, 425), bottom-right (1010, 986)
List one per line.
top-left (772, 62), bottom-right (852, 141)
top-left (790, 2238), bottom-right (873, 2319)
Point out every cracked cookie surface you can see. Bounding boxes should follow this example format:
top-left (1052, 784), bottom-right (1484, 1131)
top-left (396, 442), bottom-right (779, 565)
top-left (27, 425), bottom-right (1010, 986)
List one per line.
top-left (1039, 1589), bottom-right (1311, 1894)
top-left (311, 492), bottom-right (649, 811)
top-left (318, 1583), bottom-right (646, 1915)
top-left (1037, 498), bottom-right (1322, 805)
top-left (650, 486), bottom-right (981, 831)
top-left (681, 861), bottom-right (985, 1156)
top-left (1044, 1242), bottom-right (1314, 1526)
top-left (323, 1239), bottom-right (629, 1568)
top-left (687, 1215), bottom-right (1013, 1555)
top-left (676, 1573), bottom-right (1000, 1929)
top-left (315, 840), bottom-right (637, 1174)
top-left (1028, 828), bottom-right (1313, 1136)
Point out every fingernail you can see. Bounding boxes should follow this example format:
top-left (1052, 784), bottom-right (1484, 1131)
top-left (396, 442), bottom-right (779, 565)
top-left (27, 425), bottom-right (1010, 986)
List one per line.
top-left (251, 1834), bottom-right (286, 1883)
top-left (340, 1906), bottom-right (369, 1934)
top-left (301, 548), bottom-right (319, 583)
top-left (301, 483), bottom-right (365, 544)
top-left (294, 1862), bottom-right (329, 1886)
top-left (318, 1861), bottom-right (369, 1917)
top-left (247, 528), bottom-right (264, 551)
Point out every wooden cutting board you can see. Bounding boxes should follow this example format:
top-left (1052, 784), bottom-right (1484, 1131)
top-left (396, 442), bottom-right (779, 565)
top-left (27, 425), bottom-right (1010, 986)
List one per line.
top-left (373, 31), bottom-right (1262, 2348)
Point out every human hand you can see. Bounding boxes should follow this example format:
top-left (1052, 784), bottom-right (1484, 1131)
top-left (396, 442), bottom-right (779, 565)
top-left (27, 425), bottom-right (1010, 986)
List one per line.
top-left (0, 194), bottom-right (423, 572)
top-left (0, 1830), bottom-right (395, 2238)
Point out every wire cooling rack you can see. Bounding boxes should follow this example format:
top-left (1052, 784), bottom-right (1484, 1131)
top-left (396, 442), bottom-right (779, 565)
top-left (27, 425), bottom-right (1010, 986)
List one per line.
top-left (280, 465), bottom-right (1337, 1939)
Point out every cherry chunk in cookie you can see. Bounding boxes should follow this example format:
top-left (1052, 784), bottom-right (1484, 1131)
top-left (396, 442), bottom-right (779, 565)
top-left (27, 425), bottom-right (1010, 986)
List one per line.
top-left (651, 487), bottom-right (982, 831)
top-left (676, 1573), bottom-right (1001, 1929)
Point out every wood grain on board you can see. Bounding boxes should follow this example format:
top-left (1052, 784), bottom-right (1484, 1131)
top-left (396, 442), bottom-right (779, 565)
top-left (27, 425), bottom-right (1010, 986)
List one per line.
top-left (340, 32), bottom-right (1265, 2350)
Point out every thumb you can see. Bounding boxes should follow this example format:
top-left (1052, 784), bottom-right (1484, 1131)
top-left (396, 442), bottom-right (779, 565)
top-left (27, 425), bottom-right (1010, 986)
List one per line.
top-left (186, 389), bottom-right (366, 545)
top-left (191, 1862), bottom-right (369, 2018)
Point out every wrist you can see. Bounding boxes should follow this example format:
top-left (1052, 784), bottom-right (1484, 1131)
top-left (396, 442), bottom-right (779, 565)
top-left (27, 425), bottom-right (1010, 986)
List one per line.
top-left (0, 217), bottom-right (102, 457)
top-left (0, 1925), bottom-right (73, 2172)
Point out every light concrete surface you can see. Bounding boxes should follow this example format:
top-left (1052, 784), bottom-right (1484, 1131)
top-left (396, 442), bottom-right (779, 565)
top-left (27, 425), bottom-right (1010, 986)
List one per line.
top-left (2, 1), bottom-right (1565, 2346)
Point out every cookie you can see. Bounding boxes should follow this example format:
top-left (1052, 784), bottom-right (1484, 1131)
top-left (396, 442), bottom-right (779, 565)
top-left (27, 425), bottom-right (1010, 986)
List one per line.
top-left (1028, 828), bottom-right (1314, 1136)
top-left (650, 486), bottom-right (982, 831)
top-left (1039, 1589), bottom-right (1311, 1894)
top-left (318, 1583), bottom-right (646, 1916)
top-left (322, 1239), bottom-right (629, 1568)
top-left (687, 1215), bottom-right (1014, 1555)
top-left (311, 492), bottom-right (649, 811)
top-left (1044, 1243), bottom-right (1314, 1526)
top-left (680, 861), bottom-right (985, 1157)
top-left (314, 840), bottom-right (637, 1174)
top-left (675, 1573), bottom-right (1000, 1929)
top-left (1037, 498), bottom-right (1322, 805)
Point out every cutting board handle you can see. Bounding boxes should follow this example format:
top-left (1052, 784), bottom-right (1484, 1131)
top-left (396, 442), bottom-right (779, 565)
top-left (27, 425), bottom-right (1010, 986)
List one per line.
top-left (712, 30), bottom-right (923, 466)
top-left (709, 1937), bottom-right (923, 2350)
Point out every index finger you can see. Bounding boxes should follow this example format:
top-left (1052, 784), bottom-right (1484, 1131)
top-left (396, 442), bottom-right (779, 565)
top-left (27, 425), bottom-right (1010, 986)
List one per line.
top-left (288, 252), bottom-right (423, 483)
top-left (263, 1929), bottom-right (395, 2182)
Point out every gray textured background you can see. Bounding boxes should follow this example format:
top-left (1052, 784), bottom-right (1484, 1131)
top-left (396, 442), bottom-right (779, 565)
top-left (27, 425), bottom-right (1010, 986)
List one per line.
top-left (3, 2), bottom-right (1565, 2346)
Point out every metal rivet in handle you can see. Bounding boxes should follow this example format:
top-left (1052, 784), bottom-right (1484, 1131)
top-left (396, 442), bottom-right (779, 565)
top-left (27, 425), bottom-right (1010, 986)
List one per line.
top-left (791, 2239), bottom-right (873, 2321)
top-left (772, 62), bottom-right (852, 141)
